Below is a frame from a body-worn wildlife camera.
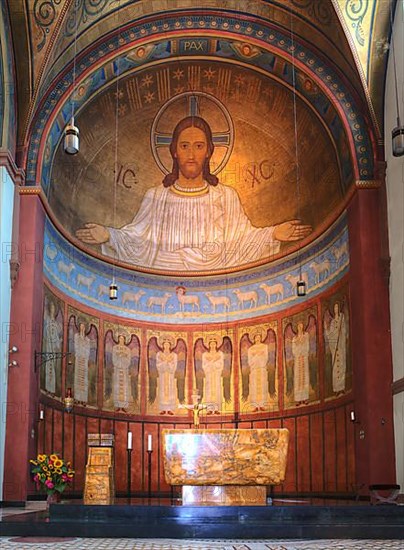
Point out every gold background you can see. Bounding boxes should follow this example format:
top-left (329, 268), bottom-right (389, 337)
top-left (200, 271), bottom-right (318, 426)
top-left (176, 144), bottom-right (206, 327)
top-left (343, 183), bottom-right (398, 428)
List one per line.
top-left (50, 60), bottom-right (343, 270)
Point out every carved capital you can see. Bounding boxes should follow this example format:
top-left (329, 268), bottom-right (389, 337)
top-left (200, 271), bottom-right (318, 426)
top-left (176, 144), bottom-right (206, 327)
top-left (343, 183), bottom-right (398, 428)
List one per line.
top-left (0, 150), bottom-right (25, 185)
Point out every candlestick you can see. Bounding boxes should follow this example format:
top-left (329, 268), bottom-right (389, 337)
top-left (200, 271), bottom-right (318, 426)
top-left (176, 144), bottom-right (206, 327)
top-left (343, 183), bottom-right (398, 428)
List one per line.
top-left (127, 446), bottom-right (132, 500)
top-left (127, 431), bottom-right (133, 450)
top-left (147, 445), bottom-right (152, 499)
top-left (147, 434), bottom-right (152, 451)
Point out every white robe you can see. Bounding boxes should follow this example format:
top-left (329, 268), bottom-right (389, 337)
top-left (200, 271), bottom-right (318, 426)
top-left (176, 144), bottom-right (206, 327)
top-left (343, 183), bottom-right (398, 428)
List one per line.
top-left (156, 350), bottom-right (177, 412)
top-left (324, 313), bottom-right (347, 393)
top-left (247, 342), bottom-right (269, 408)
top-left (202, 350), bottom-right (224, 411)
top-left (44, 316), bottom-right (62, 394)
top-left (112, 344), bottom-right (131, 409)
top-left (102, 183), bottom-right (280, 270)
top-left (292, 332), bottom-right (310, 403)
top-left (74, 333), bottom-right (90, 403)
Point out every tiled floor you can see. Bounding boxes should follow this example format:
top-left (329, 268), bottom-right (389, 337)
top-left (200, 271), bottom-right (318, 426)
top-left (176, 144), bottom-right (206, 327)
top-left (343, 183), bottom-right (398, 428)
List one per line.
top-left (0, 538), bottom-right (404, 549)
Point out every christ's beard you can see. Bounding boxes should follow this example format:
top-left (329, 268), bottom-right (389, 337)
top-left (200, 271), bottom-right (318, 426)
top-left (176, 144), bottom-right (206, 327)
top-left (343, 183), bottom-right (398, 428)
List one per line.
top-left (179, 162), bottom-right (203, 180)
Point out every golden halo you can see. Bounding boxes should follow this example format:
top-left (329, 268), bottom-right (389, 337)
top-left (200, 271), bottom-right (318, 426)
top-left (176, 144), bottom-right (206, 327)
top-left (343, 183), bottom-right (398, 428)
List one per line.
top-left (116, 329), bottom-right (130, 345)
top-left (150, 91), bottom-right (234, 175)
top-left (158, 334), bottom-right (176, 348)
top-left (204, 333), bottom-right (223, 348)
top-left (250, 327), bottom-right (266, 341)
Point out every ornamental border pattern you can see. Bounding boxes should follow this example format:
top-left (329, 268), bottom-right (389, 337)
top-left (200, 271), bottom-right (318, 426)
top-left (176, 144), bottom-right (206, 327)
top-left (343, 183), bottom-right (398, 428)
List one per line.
top-left (25, 12), bottom-right (374, 185)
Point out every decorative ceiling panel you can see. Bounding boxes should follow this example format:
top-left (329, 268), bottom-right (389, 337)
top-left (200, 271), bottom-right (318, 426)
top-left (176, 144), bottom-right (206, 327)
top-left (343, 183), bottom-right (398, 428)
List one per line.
top-left (10, 0), bottom-right (372, 148)
top-left (333, 0), bottom-right (391, 136)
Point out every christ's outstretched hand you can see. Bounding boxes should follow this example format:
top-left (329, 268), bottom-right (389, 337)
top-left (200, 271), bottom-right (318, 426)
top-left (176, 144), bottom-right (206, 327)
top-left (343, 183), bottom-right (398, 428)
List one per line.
top-left (273, 219), bottom-right (312, 242)
top-left (76, 223), bottom-right (110, 245)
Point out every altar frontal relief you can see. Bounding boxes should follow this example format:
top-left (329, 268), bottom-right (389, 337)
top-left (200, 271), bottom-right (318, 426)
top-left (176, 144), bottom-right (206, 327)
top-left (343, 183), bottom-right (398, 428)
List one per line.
top-left (51, 60), bottom-right (343, 273)
top-left (163, 428), bottom-right (290, 486)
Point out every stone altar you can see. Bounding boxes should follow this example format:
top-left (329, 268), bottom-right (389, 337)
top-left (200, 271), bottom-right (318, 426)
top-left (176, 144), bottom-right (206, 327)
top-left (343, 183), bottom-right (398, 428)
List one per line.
top-left (162, 428), bottom-right (289, 505)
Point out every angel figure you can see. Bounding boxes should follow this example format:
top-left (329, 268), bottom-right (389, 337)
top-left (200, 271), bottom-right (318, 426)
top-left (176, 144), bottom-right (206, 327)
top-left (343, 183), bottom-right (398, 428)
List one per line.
top-left (240, 328), bottom-right (276, 412)
top-left (41, 297), bottom-right (64, 396)
top-left (323, 300), bottom-right (347, 396)
top-left (104, 331), bottom-right (140, 412)
top-left (148, 335), bottom-right (186, 415)
top-left (194, 335), bottom-right (232, 414)
top-left (284, 315), bottom-right (317, 406)
top-left (68, 316), bottom-right (98, 406)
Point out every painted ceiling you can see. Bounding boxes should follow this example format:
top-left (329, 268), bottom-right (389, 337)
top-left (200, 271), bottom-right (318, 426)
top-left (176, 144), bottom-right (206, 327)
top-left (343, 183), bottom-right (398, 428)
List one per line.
top-left (8, 0), bottom-right (392, 151)
top-left (4, 0), bottom-right (395, 276)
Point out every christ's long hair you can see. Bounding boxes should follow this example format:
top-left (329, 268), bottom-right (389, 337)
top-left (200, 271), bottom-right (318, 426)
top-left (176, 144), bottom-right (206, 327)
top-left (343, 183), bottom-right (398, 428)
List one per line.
top-left (162, 116), bottom-right (219, 187)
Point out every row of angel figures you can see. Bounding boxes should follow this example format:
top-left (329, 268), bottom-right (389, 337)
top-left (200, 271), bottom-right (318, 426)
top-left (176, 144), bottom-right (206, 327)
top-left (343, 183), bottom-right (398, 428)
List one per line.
top-left (41, 300), bottom-right (350, 414)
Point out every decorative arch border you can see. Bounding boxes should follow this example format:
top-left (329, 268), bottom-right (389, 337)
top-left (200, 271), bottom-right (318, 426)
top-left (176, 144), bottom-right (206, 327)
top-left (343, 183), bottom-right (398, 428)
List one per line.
top-left (0, 1), bottom-right (16, 156)
top-left (24, 11), bottom-right (375, 187)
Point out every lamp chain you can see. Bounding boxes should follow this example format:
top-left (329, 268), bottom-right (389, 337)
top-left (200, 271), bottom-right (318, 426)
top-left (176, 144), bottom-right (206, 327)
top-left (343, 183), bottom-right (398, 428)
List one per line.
top-left (390, 0), bottom-right (401, 125)
top-left (71, 0), bottom-right (79, 121)
top-left (290, 12), bottom-right (303, 282)
top-left (111, 1), bottom-right (121, 296)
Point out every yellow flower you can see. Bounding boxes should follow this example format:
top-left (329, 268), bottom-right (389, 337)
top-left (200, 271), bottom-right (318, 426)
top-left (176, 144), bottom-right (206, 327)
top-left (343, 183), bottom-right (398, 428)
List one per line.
top-left (53, 459), bottom-right (63, 468)
top-left (50, 454), bottom-right (58, 462)
top-left (67, 472), bottom-right (74, 478)
top-left (42, 466), bottom-right (49, 473)
top-left (55, 468), bottom-right (63, 475)
top-left (48, 464), bottom-right (54, 470)
top-left (29, 460), bottom-right (38, 465)
top-left (37, 454), bottom-right (46, 462)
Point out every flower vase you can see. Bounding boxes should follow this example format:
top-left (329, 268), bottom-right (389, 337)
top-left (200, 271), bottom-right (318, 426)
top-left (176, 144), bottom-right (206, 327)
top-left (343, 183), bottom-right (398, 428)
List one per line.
top-left (46, 491), bottom-right (61, 508)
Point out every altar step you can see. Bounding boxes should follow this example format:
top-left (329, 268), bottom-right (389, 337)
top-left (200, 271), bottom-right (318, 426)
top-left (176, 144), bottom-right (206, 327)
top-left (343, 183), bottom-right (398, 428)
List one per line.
top-left (2, 503), bottom-right (404, 539)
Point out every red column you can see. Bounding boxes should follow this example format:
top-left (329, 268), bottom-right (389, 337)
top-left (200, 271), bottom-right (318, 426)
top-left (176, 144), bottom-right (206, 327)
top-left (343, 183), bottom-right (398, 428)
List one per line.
top-left (348, 187), bottom-right (396, 488)
top-left (3, 191), bottom-right (45, 502)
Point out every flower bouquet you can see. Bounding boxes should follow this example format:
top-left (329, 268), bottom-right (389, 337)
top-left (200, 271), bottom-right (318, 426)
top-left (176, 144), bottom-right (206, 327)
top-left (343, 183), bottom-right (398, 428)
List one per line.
top-left (30, 453), bottom-right (74, 503)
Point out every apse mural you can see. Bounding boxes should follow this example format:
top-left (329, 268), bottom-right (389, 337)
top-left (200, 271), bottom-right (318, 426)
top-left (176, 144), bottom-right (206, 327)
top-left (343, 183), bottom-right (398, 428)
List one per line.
top-left (239, 324), bottom-right (278, 414)
top-left (40, 288), bottom-right (64, 398)
top-left (283, 308), bottom-right (319, 409)
top-left (146, 332), bottom-right (187, 416)
top-left (322, 291), bottom-right (352, 399)
top-left (50, 60), bottom-right (343, 273)
top-left (27, 0), bottom-right (384, 498)
top-left (40, 281), bottom-right (352, 416)
top-left (193, 332), bottom-right (234, 414)
top-left (103, 323), bottom-right (141, 414)
top-left (43, 215), bottom-right (350, 324)
top-left (66, 307), bottom-right (99, 407)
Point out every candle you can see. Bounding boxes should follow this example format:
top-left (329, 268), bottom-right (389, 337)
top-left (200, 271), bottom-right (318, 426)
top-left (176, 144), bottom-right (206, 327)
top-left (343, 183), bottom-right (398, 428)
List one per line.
top-left (350, 411), bottom-right (356, 422)
top-left (39, 410), bottom-right (44, 420)
top-left (127, 431), bottom-right (133, 450)
top-left (147, 434), bottom-right (152, 451)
